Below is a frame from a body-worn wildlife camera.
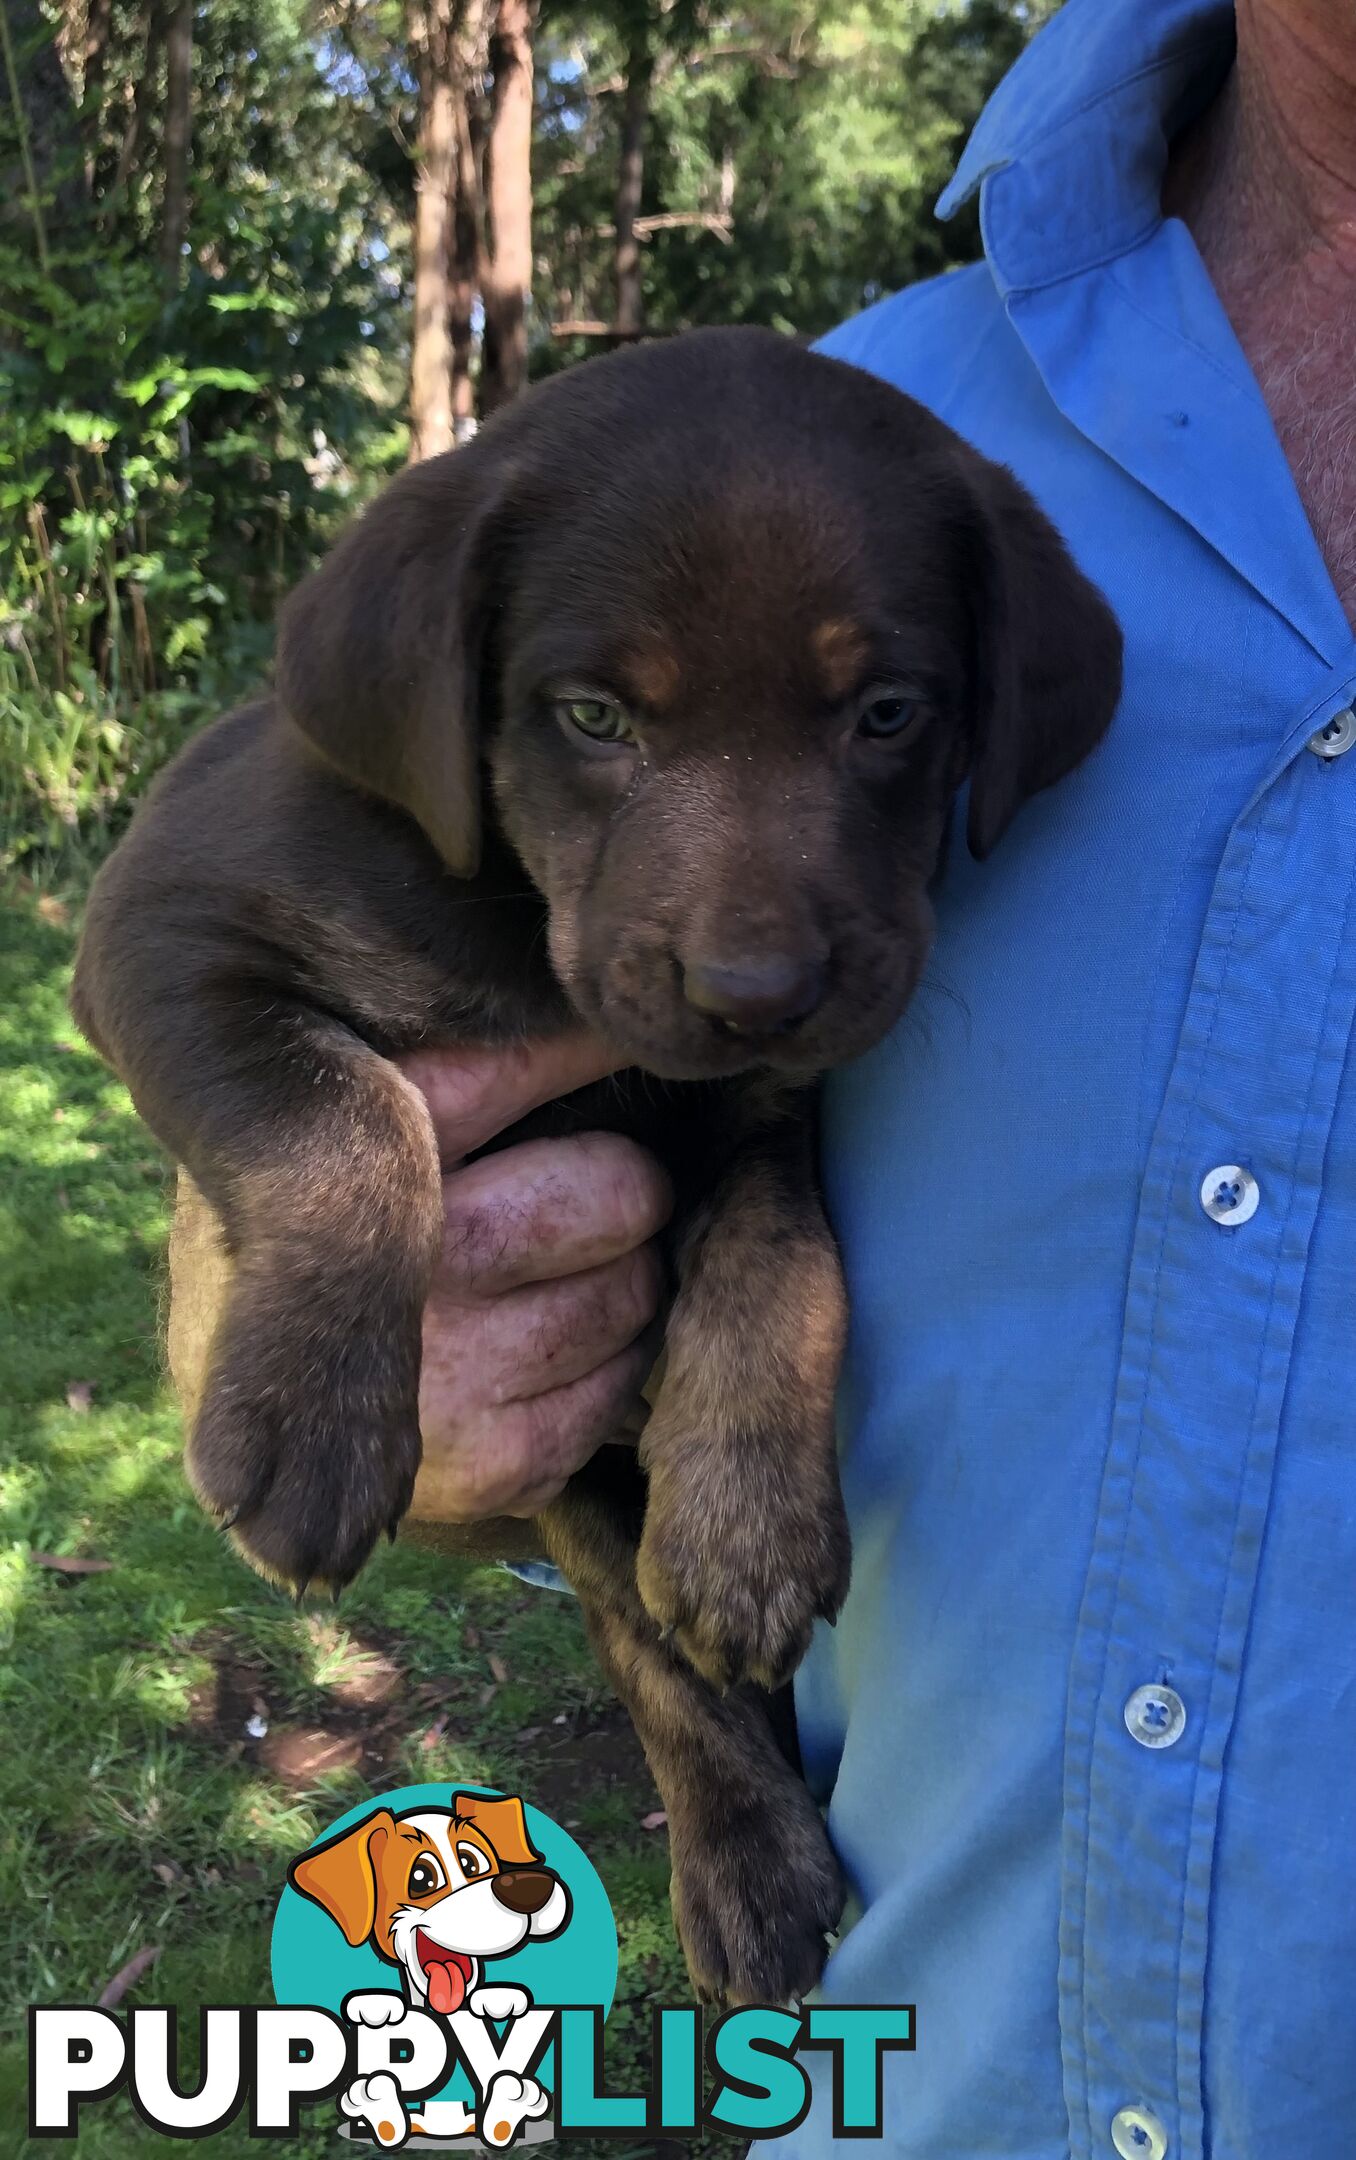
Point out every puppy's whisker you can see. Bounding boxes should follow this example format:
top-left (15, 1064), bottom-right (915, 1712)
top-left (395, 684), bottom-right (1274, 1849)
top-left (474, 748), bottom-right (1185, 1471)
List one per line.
top-left (915, 967), bottom-right (972, 1035)
top-left (434, 891), bottom-right (542, 909)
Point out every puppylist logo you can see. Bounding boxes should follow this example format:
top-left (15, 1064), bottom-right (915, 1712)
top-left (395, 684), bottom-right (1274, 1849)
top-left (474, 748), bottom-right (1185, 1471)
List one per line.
top-left (28, 1782), bottom-right (915, 2146)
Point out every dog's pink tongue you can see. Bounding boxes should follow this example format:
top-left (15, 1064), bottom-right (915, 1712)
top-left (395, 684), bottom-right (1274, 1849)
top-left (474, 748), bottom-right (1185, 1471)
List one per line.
top-left (427, 1958), bottom-right (466, 2016)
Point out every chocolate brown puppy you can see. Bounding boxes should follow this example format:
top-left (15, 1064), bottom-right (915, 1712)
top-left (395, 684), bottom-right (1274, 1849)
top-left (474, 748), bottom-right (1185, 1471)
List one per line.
top-left (71, 326), bottom-right (1121, 2004)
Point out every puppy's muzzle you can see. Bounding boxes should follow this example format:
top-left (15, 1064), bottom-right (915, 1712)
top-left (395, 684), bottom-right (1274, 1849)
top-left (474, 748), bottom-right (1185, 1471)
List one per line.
top-left (683, 953), bottom-right (827, 1036)
top-left (492, 1867), bottom-right (560, 1916)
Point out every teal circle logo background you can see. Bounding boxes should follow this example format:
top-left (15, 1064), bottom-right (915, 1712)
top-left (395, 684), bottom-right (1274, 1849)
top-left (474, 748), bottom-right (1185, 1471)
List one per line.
top-left (271, 1783), bottom-right (618, 2106)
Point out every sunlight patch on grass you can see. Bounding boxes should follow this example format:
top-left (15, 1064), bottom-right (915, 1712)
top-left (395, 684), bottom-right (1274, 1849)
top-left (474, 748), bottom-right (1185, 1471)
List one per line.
top-left (0, 1548), bottom-right (26, 1657)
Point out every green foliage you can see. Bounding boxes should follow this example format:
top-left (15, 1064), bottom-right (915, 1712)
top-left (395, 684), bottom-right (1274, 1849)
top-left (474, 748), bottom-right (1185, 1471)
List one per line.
top-left (0, 0), bottom-right (1056, 866)
top-left (0, 0), bottom-right (404, 877)
top-left (534, 0), bottom-right (1054, 355)
top-left (0, 8), bottom-right (1064, 2115)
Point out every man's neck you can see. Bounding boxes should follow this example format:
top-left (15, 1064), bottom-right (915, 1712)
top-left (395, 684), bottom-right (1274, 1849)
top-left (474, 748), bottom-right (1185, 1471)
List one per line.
top-left (1166, 3), bottom-right (1356, 275)
top-left (1163, 1), bottom-right (1356, 628)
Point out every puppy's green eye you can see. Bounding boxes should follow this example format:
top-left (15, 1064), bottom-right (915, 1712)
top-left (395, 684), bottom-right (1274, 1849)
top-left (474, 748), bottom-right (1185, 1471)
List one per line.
top-left (555, 697), bottom-right (637, 746)
top-left (855, 687), bottom-right (926, 742)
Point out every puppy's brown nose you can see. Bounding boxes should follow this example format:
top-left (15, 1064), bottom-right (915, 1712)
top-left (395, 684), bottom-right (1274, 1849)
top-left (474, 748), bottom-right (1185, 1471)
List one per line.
top-left (683, 955), bottom-right (826, 1035)
top-left (491, 1867), bottom-right (557, 1915)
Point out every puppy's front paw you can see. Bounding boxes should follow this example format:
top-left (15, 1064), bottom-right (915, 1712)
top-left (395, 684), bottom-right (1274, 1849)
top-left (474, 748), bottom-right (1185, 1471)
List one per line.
top-left (341, 2072), bottom-right (409, 2147)
top-left (637, 1440), bottom-right (850, 1691)
top-left (468, 1984), bottom-right (532, 2022)
top-left (187, 1289), bottom-right (422, 1595)
top-left (344, 1991), bottom-right (411, 2030)
top-left (669, 1775), bottom-right (844, 2007)
top-left (478, 2072), bottom-right (550, 2146)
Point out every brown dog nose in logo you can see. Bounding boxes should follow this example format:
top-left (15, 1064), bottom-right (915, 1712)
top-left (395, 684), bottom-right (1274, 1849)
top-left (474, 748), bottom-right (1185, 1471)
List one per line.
top-left (491, 1867), bottom-right (558, 1915)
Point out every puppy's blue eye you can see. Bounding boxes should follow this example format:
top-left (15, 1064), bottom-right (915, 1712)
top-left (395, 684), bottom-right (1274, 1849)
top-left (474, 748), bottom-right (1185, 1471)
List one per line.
top-left (555, 698), bottom-right (636, 746)
top-left (856, 689), bottom-right (925, 741)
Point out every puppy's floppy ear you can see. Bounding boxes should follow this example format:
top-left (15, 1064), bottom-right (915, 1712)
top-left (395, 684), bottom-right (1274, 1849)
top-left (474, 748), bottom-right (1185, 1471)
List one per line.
top-left (452, 1791), bottom-right (542, 1870)
top-left (962, 459), bottom-right (1122, 861)
top-left (275, 443), bottom-right (519, 877)
top-left (288, 1807), bottom-right (398, 1947)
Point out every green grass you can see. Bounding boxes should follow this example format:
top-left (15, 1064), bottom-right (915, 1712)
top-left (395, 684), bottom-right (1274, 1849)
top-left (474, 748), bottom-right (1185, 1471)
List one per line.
top-left (0, 887), bottom-right (696, 2157)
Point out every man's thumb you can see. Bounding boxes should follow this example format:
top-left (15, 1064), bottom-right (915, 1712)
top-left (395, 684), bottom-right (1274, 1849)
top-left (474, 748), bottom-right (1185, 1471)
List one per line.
top-left (398, 1033), bottom-right (625, 1165)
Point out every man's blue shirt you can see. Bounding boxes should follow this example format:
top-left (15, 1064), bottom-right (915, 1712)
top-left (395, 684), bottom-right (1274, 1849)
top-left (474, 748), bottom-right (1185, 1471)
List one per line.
top-left (788, 1), bottom-right (1356, 2154)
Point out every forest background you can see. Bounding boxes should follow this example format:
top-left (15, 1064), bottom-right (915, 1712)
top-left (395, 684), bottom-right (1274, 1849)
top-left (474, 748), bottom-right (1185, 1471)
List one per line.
top-left (0, 0), bottom-right (1057, 872)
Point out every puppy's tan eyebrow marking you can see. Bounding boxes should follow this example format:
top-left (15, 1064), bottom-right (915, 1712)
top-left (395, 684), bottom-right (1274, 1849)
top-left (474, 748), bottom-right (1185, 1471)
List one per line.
top-left (450, 1815), bottom-right (496, 1852)
top-left (620, 643), bottom-right (681, 710)
top-left (811, 617), bottom-right (869, 703)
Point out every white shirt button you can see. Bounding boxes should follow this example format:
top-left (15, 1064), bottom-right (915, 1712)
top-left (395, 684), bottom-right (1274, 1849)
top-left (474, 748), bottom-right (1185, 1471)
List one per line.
top-left (1124, 1683), bottom-right (1186, 1749)
top-left (1200, 1164), bottom-right (1259, 1225)
top-left (1307, 707), bottom-right (1355, 759)
top-left (1111, 2106), bottom-right (1169, 2159)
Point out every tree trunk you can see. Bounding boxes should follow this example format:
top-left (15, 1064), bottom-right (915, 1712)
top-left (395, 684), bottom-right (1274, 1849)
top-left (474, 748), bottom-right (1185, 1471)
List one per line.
top-left (103, 2), bottom-right (165, 227)
top-left (614, 23), bottom-right (651, 339)
top-left (0, 0), bottom-right (81, 258)
top-left (450, 0), bottom-right (486, 441)
top-left (479, 0), bottom-right (534, 414)
top-left (80, 0), bottom-right (113, 190)
top-left (408, 0), bottom-right (457, 461)
top-left (159, 0), bottom-right (192, 289)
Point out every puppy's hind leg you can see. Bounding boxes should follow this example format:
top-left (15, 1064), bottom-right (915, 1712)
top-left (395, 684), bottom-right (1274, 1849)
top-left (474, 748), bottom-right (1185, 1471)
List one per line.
top-left (541, 1458), bottom-right (844, 2007)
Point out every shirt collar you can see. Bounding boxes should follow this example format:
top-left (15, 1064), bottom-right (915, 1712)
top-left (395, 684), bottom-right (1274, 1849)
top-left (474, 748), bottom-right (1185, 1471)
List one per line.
top-left (937, 0), bottom-right (1236, 297)
top-left (931, 0), bottom-right (1350, 668)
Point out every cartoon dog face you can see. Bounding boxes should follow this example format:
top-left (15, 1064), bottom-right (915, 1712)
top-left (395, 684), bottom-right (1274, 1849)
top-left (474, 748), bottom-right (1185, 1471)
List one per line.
top-left (289, 1792), bottom-right (570, 2013)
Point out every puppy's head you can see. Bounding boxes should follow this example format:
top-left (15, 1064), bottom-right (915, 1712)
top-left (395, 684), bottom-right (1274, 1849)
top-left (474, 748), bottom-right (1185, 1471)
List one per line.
top-left (278, 327), bottom-right (1121, 1078)
top-left (289, 1793), bottom-right (570, 2008)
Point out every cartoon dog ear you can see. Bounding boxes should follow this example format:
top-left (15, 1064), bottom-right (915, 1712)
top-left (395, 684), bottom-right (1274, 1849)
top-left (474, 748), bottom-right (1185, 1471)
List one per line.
top-left (961, 458), bottom-right (1122, 861)
top-left (289, 1807), bottom-right (398, 1947)
top-left (275, 442), bottom-right (522, 879)
top-left (452, 1792), bottom-right (542, 1870)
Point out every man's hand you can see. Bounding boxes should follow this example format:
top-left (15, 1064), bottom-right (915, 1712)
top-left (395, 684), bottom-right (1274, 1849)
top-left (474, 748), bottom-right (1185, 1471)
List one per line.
top-left (398, 1036), bottom-right (669, 1521)
top-left (165, 1032), bottom-right (669, 1542)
